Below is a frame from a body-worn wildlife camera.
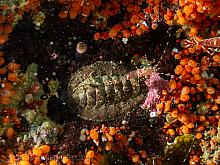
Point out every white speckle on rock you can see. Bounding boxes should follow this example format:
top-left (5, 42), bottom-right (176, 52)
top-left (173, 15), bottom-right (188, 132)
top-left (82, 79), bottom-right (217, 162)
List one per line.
top-left (122, 38), bottom-right (128, 44)
top-left (122, 120), bottom-right (128, 125)
top-left (52, 72), bottom-right (56, 76)
top-left (150, 111), bottom-right (157, 118)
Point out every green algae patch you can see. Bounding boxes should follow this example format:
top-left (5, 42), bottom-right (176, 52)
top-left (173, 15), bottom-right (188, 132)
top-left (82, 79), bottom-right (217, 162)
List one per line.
top-left (163, 134), bottom-right (194, 164)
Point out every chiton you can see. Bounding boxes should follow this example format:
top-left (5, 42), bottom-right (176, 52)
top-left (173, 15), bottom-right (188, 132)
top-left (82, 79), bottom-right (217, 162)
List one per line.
top-left (68, 61), bottom-right (150, 121)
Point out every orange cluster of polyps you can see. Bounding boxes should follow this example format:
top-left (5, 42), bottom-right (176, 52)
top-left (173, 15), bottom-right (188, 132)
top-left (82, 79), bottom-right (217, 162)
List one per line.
top-left (58, 0), bottom-right (121, 38)
top-left (159, 48), bottom-right (219, 134)
top-left (0, 51), bottom-right (21, 105)
top-left (164, 0), bottom-right (220, 37)
top-left (58, 0), bottom-right (102, 20)
top-left (0, 8), bottom-right (14, 45)
top-left (75, 124), bottom-right (151, 165)
top-left (0, 145), bottom-right (67, 165)
top-left (157, 45), bottom-right (219, 164)
top-left (0, 0), bottom-right (42, 45)
top-left (93, 0), bottom-right (164, 40)
top-left (0, 51), bottom-right (22, 142)
top-left (0, 51), bottom-right (59, 164)
top-left (58, 0), bottom-right (164, 40)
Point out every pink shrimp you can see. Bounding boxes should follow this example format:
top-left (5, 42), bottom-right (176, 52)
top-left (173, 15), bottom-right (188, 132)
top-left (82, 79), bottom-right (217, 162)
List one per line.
top-left (181, 36), bottom-right (220, 55)
top-left (199, 36), bottom-right (220, 48)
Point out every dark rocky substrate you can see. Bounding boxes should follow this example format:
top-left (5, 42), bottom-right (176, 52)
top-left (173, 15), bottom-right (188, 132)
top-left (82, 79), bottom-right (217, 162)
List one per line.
top-left (0, 1), bottom-right (184, 163)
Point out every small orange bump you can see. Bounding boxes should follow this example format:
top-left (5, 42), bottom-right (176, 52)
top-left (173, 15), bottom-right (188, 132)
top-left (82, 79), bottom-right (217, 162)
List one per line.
top-left (105, 142), bottom-right (112, 151)
top-left (33, 147), bottom-right (43, 157)
top-left (121, 29), bottom-right (131, 38)
top-left (206, 87), bottom-right (215, 94)
top-left (188, 59), bottom-right (197, 68)
top-left (194, 74), bottom-right (201, 80)
top-left (0, 56), bottom-right (5, 66)
top-left (178, 113), bottom-right (189, 124)
top-left (62, 156), bottom-right (70, 164)
top-left (174, 65), bottom-right (183, 75)
top-left (135, 28), bottom-right (142, 36)
top-left (6, 127), bottom-right (14, 138)
top-left (169, 80), bottom-right (177, 90)
top-left (40, 145), bottom-right (50, 153)
top-left (186, 122), bottom-right (194, 129)
top-left (8, 62), bottom-right (21, 71)
top-left (180, 125), bottom-right (189, 134)
top-left (90, 129), bottom-right (99, 140)
top-left (188, 27), bottom-right (198, 37)
top-left (184, 65), bottom-right (192, 73)
top-left (180, 58), bottom-right (189, 65)
top-left (131, 154), bottom-right (140, 163)
top-left (177, 17), bottom-right (186, 25)
top-left (167, 129), bottom-right (175, 136)
top-left (69, 7), bottom-right (78, 19)
top-left (0, 33), bottom-right (8, 45)
top-left (94, 32), bottom-right (101, 40)
top-left (109, 127), bottom-right (116, 135)
top-left (21, 154), bottom-right (30, 161)
top-left (213, 53), bottom-right (220, 62)
top-left (191, 67), bottom-right (200, 75)
top-left (195, 132), bottom-right (202, 139)
top-left (18, 160), bottom-right (31, 165)
top-left (86, 150), bottom-right (95, 159)
top-left (130, 15), bottom-right (140, 24)
top-left (181, 86), bottom-right (190, 95)
top-left (109, 27), bottom-right (118, 39)
top-left (211, 104), bottom-right (218, 111)
top-left (7, 73), bottom-right (19, 82)
top-left (0, 96), bottom-right (11, 105)
top-left (174, 53), bottom-right (181, 60)
top-left (2, 116), bottom-right (10, 124)
top-left (49, 160), bottom-right (57, 165)
top-left (58, 10), bottom-right (68, 19)
top-left (188, 47), bottom-right (196, 53)
top-left (127, 4), bottom-right (134, 13)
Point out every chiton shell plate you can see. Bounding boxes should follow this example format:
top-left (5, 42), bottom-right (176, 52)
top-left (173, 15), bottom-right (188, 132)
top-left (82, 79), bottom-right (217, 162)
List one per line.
top-left (68, 61), bottom-right (148, 121)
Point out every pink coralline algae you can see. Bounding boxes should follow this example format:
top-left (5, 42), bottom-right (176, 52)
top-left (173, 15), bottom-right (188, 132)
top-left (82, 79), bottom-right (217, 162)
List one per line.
top-left (141, 72), bottom-right (168, 110)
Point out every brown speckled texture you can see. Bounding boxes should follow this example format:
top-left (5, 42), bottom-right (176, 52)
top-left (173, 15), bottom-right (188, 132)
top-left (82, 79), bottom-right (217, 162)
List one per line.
top-left (68, 61), bottom-right (147, 121)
